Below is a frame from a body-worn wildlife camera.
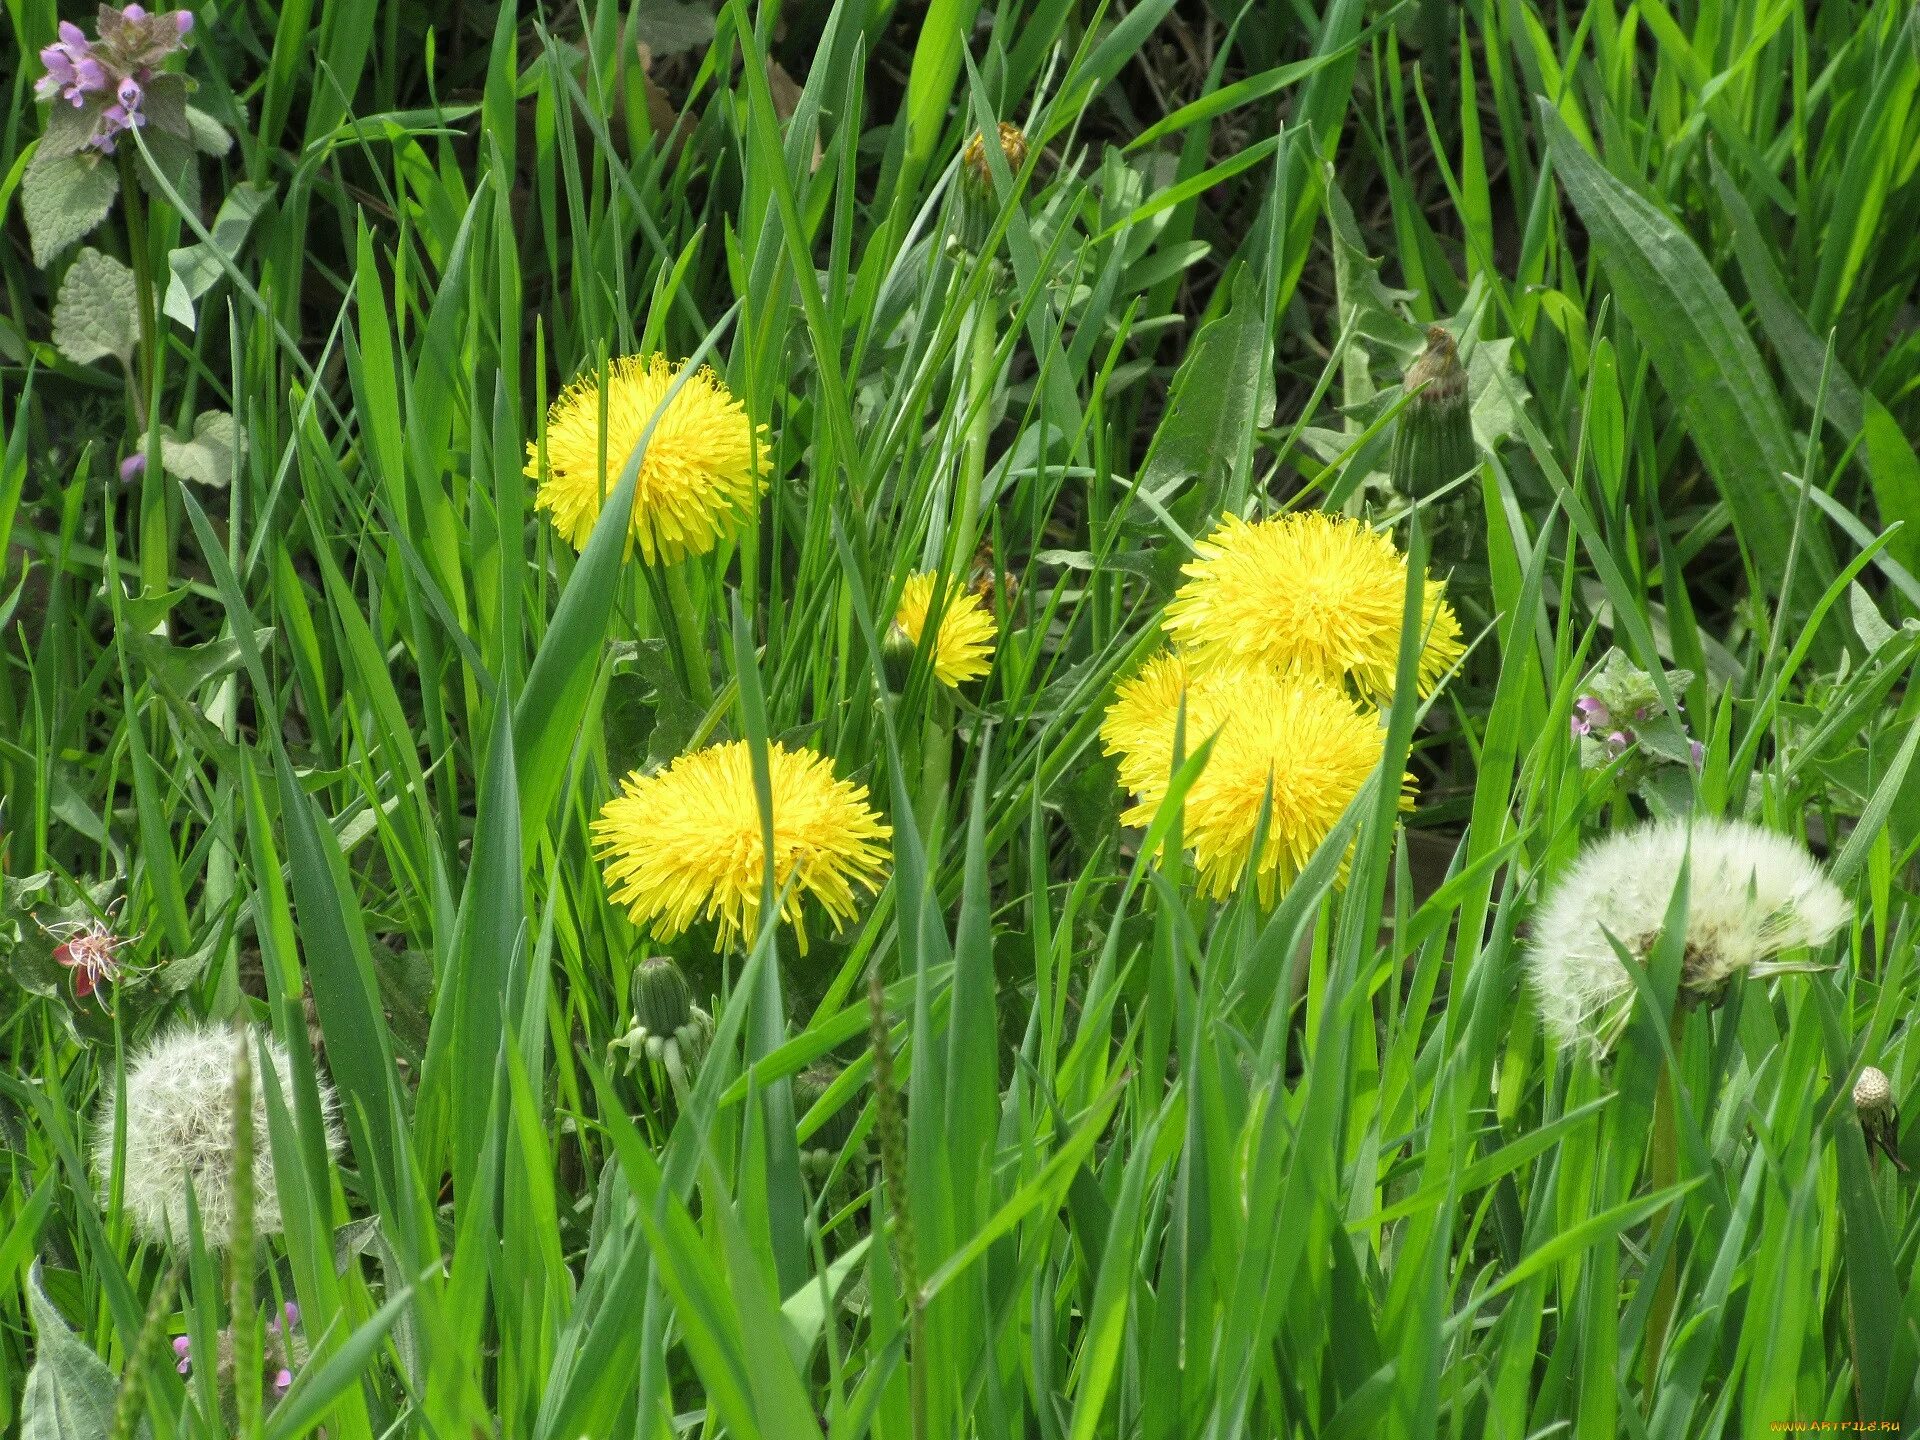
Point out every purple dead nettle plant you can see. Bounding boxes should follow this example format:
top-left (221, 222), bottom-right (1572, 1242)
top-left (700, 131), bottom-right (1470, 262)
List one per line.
top-left (29, 6), bottom-right (250, 496)
top-left (35, 5), bottom-right (195, 155)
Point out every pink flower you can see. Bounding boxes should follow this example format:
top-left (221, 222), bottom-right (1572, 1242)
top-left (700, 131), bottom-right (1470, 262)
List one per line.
top-left (172, 1335), bottom-right (191, 1375)
top-left (35, 23), bottom-right (108, 106)
top-left (45, 916), bottom-right (132, 999)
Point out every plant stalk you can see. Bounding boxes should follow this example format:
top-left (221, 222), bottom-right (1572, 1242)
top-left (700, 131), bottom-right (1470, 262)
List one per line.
top-left (1643, 1007), bottom-right (1686, 1397)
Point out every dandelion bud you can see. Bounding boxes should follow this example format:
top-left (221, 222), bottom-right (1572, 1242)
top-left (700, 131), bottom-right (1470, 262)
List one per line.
top-left (614, 955), bottom-right (714, 1074)
top-left (881, 619), bottom-right (918, 691)
top-left (962, 122), bottom-right (1028, 196)
top-left (1388, 326), bottom-right (1476, 499)
top-left (93, 1022), bottom-right (342, 1250)
top-left (953, 122), bottom-right (1029, 254)
top-left (794, 1063), bottom-right (859, 1179)
top-left (630, 955), bottom-right (693, 1039)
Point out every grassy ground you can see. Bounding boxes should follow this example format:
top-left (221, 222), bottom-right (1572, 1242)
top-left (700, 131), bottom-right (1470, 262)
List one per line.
top-left (4, 0), bottom-right (1920, 1434)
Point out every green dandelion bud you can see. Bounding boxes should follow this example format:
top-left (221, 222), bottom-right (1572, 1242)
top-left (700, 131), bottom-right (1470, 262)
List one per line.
top-left (1389, 325), bottom-right (1476, 500)
top-left (614, 955), bottom-right (714, 1076)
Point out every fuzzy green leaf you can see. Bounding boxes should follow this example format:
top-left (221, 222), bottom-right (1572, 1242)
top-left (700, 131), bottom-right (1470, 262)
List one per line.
top-left (50, 248), bottom-right (139, 367)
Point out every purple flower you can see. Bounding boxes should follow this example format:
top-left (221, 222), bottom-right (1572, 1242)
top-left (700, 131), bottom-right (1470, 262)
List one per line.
top-left (37, 6), bottom-right (193, 152)
top-left (1689, 739), bottom-right (1705, 768)
top-left (120, 452), bottom-right (147, 482)
top-left (172, 1335), bottom-right (191, 1375)
top-left (271, 1368), bottom-right (294, 1398)
top-left (35, 24), bottom-right (108, 105)
top-left (1604, 729), bottom-right (1633, 757)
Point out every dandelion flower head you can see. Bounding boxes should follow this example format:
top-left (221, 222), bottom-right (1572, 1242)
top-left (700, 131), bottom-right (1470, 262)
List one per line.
top-left (1527, 817), bottom-right (1850, 1056)
top-left (1162, 510), bottom-right (1464, 699)
top-left (963, 121), bottom-right (1029, 191)
top-left (526, 354), bottom-right (768, 564)
top-left (94, 1022), bottom-right (341, 1249)
top-left (595, 740), bottom-right (891, 953)
top-left (1102, 654), bottom-right (1406, 902)
top-left (893, 572), bottom-right (998, 687)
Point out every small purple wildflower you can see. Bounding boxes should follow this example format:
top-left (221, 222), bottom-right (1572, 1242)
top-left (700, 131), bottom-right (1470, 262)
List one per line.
top-left (1571, 695), bottom-right (1611, 738)
top-left (120, 452), bottom-right (147, 482)
top-left (272, 1368), bottom-right (294, 1398)
top-left (172, 1335), bottom-right (191, 1375)
top-left (1690, 739), bottom-right (1705, 768)
top-left (1604, 729), bottom-right (1633, 758)
top-left (34, 5), bottom-right (192, 153)
top-left (35, 23), bottom-right (108, 106)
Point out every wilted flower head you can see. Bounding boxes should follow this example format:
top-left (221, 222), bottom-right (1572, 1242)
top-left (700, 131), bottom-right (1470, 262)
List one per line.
top-left (94, 1023), bottom-right (342, 1249)
top-left (1162, 511), bottom-right (1465, 700)
top-left (44, 914), bottom-right (134, 1000)
top-left (594, 740), bottom-right (891, 953)
top-left (1526, 817), bottom-right (1850, 1056)
top-left (35, 5), bottom-right (193, 154)
top-left (962, 121), bottom-right (1028, 192)
top-left (525, 354), bottom-right (768, 565)
top-left (892, 571), bottom-right (998, 688)
top-left (1101, 653), bottom-right (1407, 903)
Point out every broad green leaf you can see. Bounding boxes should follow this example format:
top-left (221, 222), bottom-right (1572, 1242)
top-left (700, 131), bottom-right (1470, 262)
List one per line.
top-left (22, 152), bottom-right (120, 268)
top-left (21, 1263), bottom-right (125, 1440)
top-left (50, 248), bottom-right (138, 367)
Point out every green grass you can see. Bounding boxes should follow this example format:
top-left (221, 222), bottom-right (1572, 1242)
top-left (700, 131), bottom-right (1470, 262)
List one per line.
top-left (4, 0), bottom-right (1920, 1434)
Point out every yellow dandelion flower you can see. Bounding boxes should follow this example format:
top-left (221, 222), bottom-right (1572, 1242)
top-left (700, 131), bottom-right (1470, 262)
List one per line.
top-left (893, 572), bottom-right (998, 687)
top-left (594, 740), bottom-right (891, 953)
top-left (526, 354), bottom-right (769, 564)
top-left (1100, 649), bottom-right (1205, 795)
top-left (1162, 511), bottom-right (1465, 699)
top-left (1103, 659), bottom-right (1410, 903)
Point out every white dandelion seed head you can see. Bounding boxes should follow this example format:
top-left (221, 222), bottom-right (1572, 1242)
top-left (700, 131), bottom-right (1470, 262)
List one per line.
top-left (93, 1022), bottom-right (341, 1249)
top-left (1526, 817), bottom-right (1850, 1057)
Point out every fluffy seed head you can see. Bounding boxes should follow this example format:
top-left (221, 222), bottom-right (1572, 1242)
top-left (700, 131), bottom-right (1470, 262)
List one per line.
top-left (1526, 818), bottom-right (1851, 1057)
top-left (594, 740), bottom-right (892, 953)
top-left (526, 354), bottom-right (768, 564)
top-left (892, 572), bottom-right (998, 688)
top-left (1162, 511), bottom-right (1465, 700)
top-left (1102, 654), bottom-right (1407, 902)
top-left (94, 1022), bottom-right (341, 1249)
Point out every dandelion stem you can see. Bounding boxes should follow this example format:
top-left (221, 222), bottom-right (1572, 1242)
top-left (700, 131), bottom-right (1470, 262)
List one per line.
top-left (661, 559), bottom-right (714, 711)
top-left (868, 959), bottom-right (926, 1440)
top-left (1642, 1006), bottom-right (1685, 1398)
